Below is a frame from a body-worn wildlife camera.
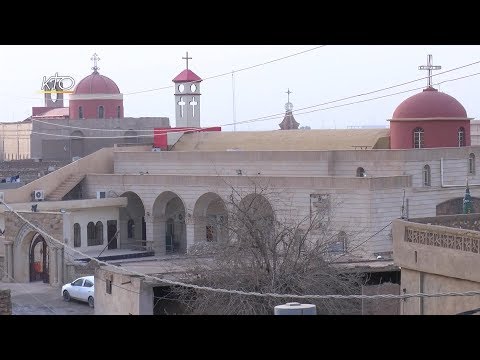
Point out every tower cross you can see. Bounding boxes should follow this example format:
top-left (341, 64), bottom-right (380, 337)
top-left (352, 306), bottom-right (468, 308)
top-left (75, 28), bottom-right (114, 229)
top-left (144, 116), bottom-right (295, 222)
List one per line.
top-left (178, 97), bottom-right (186, 117)
top-left (182, 52), bottom-right (192, 70)
top-left (286, 88), bottom-right (292, 103)
top-left (91, 53), bottom-right (100, 72)
top-left (190, 97), bottom-right (198, 117)
top-left (418, 54), bottom-right (441, 88)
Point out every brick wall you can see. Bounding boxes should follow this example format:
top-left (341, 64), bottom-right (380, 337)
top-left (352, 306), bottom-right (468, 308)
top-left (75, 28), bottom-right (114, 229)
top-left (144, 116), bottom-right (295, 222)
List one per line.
top-left (0, 290), bottom-right (12, 315)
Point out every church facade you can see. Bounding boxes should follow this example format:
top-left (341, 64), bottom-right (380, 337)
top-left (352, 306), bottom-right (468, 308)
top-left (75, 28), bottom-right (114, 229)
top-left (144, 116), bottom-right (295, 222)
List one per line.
top-left (1, 54), bottom-right (479, 289)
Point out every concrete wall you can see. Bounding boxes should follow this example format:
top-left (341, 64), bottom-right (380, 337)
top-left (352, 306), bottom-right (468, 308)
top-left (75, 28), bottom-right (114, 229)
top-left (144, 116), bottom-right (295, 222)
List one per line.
top-left (95, 268), bottom-right (153, 315)
top-left (393, 218), bottom-right (480, 314)
top-left (361, 283), bottom-right (400, 315)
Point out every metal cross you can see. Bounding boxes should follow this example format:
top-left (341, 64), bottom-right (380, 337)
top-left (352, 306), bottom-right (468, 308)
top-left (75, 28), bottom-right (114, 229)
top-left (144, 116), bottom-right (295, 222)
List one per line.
top-left (182, 52), bottom-right (192, 70)
top-left (418, 54), bottom-right (441, 88)
top-left (286, 88), bottom-right (292, 103)
top-left (91, 53), bottom-right (100, 72)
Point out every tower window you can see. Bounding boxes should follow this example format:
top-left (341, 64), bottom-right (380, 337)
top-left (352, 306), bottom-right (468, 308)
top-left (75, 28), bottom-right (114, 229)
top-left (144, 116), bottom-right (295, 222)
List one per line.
top-left (78, 106), bottom-right (83, 119)
top-left (469, 153), bottom-right (475, 174)
top-left (117, 106), bottom-right (121, 118)
top-left (423, 165), bottom-right (431, 187)
top-left (98, 106), bottom-right (104, 119)
top-left (413, 127), bottom-right (424, 149)
top-left (458, 127), bottom-right (466, 147)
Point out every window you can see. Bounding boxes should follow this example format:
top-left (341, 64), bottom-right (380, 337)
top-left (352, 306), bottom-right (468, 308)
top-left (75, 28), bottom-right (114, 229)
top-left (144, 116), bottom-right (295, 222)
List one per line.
top-left (84, 280), bottom-right (93, 287)
top-left (78, 106), bottom-right (83, 119)
top-left (206, 225), bottom-right (214, 242)
top-left (87, 222), bottom-right (95, 246)
top-left (356, 167), bottom-right (366, 177)
top-left (423, 165), bottom-right (431, 186)
top-left (328, 231), bottom-right (347, 253)
top-left (117, 106), bottom-right (121, 118)
top-left (469, 153), bottom-right (476, 174)
top-left (95, 221), bottom-right (104, 245)
top-left (458, 127), bottom-right (466, 147)
top-left (106, 279), bottom-right (112, 294)
top-left (72, 278), bottom-right (84, 286)
top-left (98, 105), bottom-right (104, 119)
top-left (413, 127), bottom-right (424, 149)
top-left (127, 219), bottom-right (135, 239)
top-left (74, 223), bottom-right (81, 248)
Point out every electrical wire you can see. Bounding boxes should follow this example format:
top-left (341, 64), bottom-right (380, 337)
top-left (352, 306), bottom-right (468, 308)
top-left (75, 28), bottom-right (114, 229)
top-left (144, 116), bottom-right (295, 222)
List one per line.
top-left (3, 199), bottom-right (480, 301)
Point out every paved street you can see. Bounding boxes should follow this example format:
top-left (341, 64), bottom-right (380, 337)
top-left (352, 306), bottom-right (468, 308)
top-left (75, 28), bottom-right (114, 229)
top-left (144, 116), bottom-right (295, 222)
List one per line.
top-left (0, 282), bottom-right (94, 315)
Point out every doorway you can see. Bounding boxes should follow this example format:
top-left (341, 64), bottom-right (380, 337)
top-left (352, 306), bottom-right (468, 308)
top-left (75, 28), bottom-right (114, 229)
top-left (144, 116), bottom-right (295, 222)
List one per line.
top-left (29, 234), bottom-right (49, 283)
top-left (166, 218), bottom-right (174, 253)
top-left (107, 220), bottom-right (118, 250)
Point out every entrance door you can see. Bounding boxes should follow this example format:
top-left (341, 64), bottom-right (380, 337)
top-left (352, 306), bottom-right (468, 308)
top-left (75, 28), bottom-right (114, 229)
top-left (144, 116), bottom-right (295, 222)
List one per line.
top-left (29, 235), bottom-right (49, 283)
top-left (107, 220), bottom-right (118, 250)
top-left (166, 218), bottom-right (174, 252)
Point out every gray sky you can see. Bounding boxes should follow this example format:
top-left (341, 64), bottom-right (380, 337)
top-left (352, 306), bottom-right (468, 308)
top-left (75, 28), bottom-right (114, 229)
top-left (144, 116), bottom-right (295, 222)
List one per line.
top-left (1, 45), bottom-right (480, 131)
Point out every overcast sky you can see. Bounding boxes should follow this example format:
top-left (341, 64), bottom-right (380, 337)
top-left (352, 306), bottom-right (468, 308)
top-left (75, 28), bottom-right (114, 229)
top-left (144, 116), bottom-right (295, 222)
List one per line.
top-left (1, 45), bottom-right (480, 131)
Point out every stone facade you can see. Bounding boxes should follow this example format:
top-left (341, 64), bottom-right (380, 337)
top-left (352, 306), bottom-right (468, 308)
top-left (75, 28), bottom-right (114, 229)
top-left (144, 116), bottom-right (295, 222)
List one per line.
top-left (0, 289), bottom-right (11, 315)
top-left (393, 217), bottom-right (480, 315)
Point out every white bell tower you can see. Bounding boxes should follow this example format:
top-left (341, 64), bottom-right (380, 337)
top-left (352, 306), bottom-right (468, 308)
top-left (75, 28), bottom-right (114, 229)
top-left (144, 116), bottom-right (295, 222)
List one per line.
top-left (173, 52), bottom-right (202, 128)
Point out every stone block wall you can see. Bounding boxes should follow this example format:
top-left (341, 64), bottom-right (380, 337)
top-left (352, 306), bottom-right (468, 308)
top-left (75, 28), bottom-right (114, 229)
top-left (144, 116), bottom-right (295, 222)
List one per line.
top-left (0, 289), bottom-right (12, 315)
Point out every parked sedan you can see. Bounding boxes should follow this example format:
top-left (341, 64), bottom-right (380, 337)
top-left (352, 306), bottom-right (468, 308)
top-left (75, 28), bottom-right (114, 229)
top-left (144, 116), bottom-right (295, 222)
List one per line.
top-left (61, 276), bottom-right (95, 308)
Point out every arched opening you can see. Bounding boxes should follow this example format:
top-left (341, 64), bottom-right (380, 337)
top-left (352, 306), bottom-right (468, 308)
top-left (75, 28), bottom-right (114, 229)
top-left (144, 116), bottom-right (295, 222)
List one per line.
top-left (78, 106), bottom-right (83, 119)
top-left (193, 192), bottom-right (228, 244)
top-left (423, 164), bottom-right (431, 187)
top-left (356, 167), bottom-right (366, 177)
top-left (152, 191), bottom-right (186, 254)
top-left (117, 106), bottom-right (121, 118)
top-left (70, 130), bottom-right (84, 158)
top-left (95, 221), bottom-right (104, 245)
top-left (74, 223), bottom-right (81, 247)
top-left (98, 105), bottom-right (104, 119)
top-left (119, 192), bottom-right (146, 250)
top-left (469, 153), bottom-right (476, 174)
top-left (236, 193), bottom-right (275, 244)
top-left (87, 222), bottom-right (96, 246)
top-left (458, 127), bottom-right (466, 147)
top-left (29, 234), bottom-right (49, 283)
top-left (413, 127), bottom-right (424, 149)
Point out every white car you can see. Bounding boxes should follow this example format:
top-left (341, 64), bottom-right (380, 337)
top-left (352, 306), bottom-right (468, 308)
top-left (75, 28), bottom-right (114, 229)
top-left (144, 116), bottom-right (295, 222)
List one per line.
top-left (62, 276), bottom-right (95, 308)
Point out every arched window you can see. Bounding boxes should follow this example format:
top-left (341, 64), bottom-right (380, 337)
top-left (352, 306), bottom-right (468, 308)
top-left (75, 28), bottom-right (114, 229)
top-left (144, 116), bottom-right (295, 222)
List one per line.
top-left (413, 127), bottom-right (424, 149)
top-left (78, 106), bottom-right (83, 119)
top-left (95, 221), bottom-right (104, 245)
top-left (356, 167), bottom-right (366, 177)
top-left (469, 153), bottom-right (476, 174)
top-left (423, 165), bottom-right (431, 187)
top-left (458, 127), bottom-right (466, 147)
top-left (127, 219), bottom-right (135, 239)
top-left (87, 222), bottom-right (95, 246)
top-left (328, 231), bottom-right (347, 253)
top-left (117, 106), bottom-right (121, 118)
top-left (98, 105), bottom-right (104, 119)
top-left (74, 223), bottom-right (81, 248)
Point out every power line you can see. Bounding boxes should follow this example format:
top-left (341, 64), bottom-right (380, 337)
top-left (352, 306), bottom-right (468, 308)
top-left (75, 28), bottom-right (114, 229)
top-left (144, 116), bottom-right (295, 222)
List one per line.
top-left (25, 70), bottom-right (480, 140)
top-left (3, 199), bottom-right (480, 301)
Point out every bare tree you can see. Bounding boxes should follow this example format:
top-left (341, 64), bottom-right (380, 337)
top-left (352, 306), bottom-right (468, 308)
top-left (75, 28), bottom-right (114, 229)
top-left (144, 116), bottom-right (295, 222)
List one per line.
top-left (172, 177), bottom-right (364, 315)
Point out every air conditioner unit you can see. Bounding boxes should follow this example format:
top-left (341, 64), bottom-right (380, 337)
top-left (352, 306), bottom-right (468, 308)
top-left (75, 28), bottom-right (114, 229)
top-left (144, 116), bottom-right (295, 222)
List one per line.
top-left (34, 190), bottom-right (45, 201)
top-left (72, 156), bottom-right (81, 162)
top-left (151, 148), bottom-right (162, 152)
top-left (96, 191), bottom-right (107, 199)
top-left (0, 192), bottom-right (4, 203)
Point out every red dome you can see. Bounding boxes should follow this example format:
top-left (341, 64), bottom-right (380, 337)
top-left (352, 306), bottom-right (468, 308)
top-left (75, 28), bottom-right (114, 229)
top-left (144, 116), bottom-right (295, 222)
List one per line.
top-left (73, 71), bottom-right (120, 95)
top-left (392, 87), bottom-right (467, 119)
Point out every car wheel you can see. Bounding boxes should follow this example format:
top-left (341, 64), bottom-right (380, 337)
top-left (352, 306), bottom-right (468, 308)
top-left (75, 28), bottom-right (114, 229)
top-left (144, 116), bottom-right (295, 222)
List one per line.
top-left (88, 296), bottom-right (94, 308)
top-left (63, 290), bottom-right (71, 302)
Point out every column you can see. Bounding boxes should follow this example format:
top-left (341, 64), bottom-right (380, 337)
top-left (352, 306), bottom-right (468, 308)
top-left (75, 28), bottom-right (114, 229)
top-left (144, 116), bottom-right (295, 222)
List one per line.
top-left (185, 214), bottom-right (195, 252)
top-left (50, 247), bottom-right (58, 287)
top-left (144, 217), bottom-right (153, 251)
top-left (57, 246), bottom-right (64, 286)
top-left (2, 241), bottom-right (13, 282)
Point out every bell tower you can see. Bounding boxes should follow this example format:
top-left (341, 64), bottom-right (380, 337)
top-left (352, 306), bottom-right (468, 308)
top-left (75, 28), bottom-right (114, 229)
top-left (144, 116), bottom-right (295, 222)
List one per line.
top-left (172, 52), bottom-right (202, 128)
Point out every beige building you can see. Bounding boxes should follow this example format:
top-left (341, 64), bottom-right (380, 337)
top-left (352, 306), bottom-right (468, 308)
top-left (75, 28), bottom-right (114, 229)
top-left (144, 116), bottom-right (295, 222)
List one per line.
top-left (393, 214), bottom-right (480, 315)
